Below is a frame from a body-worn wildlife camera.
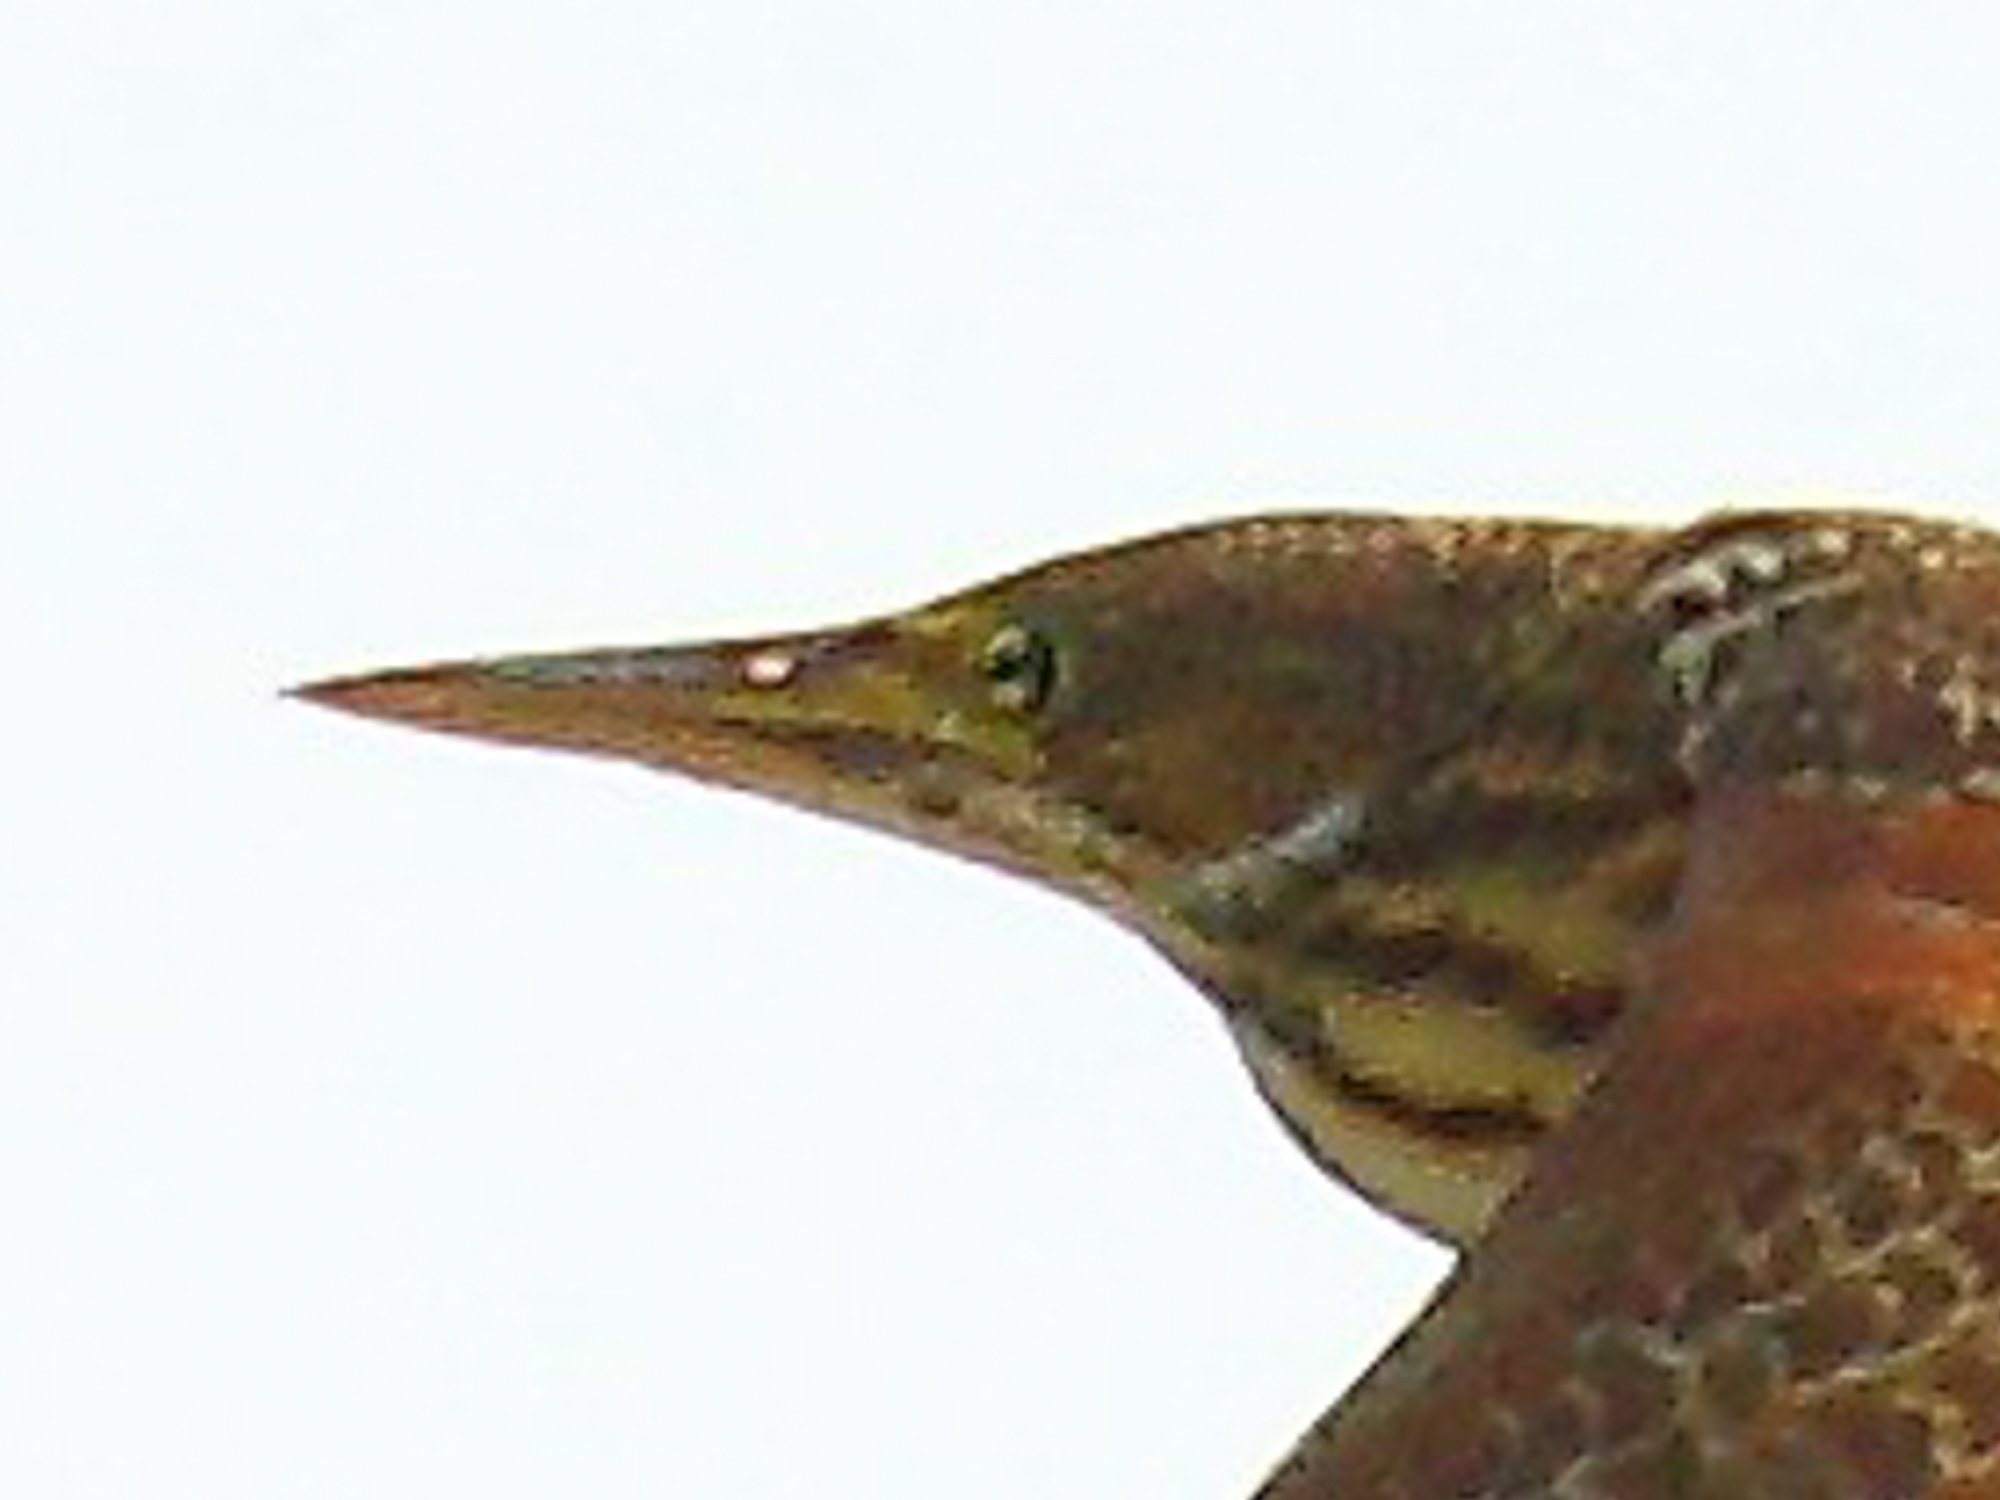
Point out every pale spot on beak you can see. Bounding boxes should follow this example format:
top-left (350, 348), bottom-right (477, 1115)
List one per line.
top-left (742, 650), bottom-right (799, 688)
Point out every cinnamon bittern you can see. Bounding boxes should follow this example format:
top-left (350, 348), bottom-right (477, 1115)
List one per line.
top-left (298, 509), bottom-right (2000, 1498)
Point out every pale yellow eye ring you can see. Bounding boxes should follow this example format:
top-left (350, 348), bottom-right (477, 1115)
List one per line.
top-left (979, 622), bottom-right (1058, 713)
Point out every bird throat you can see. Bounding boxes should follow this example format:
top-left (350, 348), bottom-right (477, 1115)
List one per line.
top-left (1153, 726), bottom-right (1693, 1242)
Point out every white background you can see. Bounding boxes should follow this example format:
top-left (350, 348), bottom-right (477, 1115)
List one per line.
top-left (7, 3), bottom-right (2000, 1496)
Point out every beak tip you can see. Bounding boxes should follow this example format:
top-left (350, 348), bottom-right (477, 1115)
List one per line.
top-left (284, 676), bottom-right (339, 707)
top-left (285, 673), bottom-right (355, 712)
top-left (286, 666), bottom-right (455, 726)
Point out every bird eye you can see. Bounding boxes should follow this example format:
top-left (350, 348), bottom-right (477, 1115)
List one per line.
top-left (978, 622), bottom-right (1058, 713)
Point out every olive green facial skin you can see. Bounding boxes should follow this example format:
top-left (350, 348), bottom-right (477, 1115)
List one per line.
top-left (295, 609), bottom-right (1098, 888)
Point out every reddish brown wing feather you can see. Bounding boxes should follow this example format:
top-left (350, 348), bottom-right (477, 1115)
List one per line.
top-left (1258, 787), bottom-right (2000, 1500)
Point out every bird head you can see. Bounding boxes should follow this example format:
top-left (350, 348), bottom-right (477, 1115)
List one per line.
top-left (296, 514), bottom-right (1656, 938)
top-left (297, 510), bottom-right (1692, 1241)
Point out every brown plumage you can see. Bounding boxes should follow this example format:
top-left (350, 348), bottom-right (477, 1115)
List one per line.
top-left (1261, 787), bottom-right (2000, 1498)
top-left (298, 506), bottom-right (2000, 1497)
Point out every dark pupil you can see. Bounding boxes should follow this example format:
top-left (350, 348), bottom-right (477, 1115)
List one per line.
top-left (983, 626), bottom-right (1055, 710)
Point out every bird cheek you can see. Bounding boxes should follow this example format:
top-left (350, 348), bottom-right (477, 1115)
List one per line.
top-left (924, 707), bottom-right (1040, 781)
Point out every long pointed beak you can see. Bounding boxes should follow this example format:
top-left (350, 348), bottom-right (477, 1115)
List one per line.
top-left (296, 622), bottom-right (952, 784)
top-left (293, 616), bottom-right (1162, 915)
top-left (289, 622), bottom-right (1078, 885)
